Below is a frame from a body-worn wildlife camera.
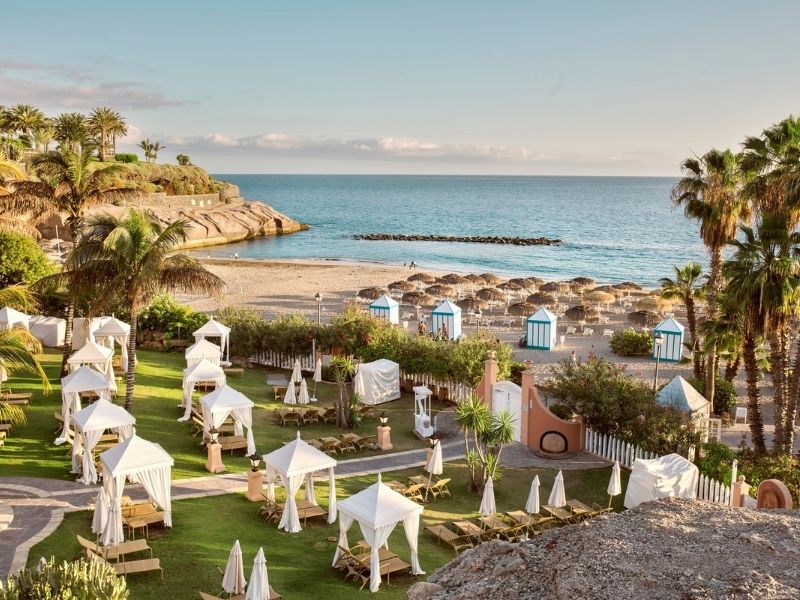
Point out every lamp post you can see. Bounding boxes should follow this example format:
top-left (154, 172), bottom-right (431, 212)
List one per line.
top-left (205, 428), bottom-right (225, 474)
top-left (314, 292), bottom-right (322, 325)
top-left (652, 332), bottom-right (664, 392)
top-left (476, 308), bottom-right (482, 331)
top-left (245, 452), bottom-right (263, 502)
top-left (376, 412), bottom-right (393, 451)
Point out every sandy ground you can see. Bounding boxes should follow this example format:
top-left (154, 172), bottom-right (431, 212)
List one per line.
top-left (179, 257), bottom-right (798, 453)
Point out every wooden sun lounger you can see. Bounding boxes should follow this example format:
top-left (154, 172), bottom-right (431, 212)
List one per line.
top-left (77, 534), bottom-right (152, 562)
top-left (425, 524), bottom-right (475, 554)
top-left (567, 499), bottom-right (612, 518)
top-left (0, 397), bottom-right (29, 406)
top-left (1, 390), bottom-right (32, 401)
top-left (217, 435), bottom-right (248, 454)
top-left (199, 587), bottom-right (281, 600)
top-left (88, 551), bottom-right (162, 579)
top-left (542, 504), bottom-right (582, 524)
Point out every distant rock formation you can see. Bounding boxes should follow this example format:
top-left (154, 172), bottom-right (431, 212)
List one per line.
top-left (353, 233), bottom-right (561, 246)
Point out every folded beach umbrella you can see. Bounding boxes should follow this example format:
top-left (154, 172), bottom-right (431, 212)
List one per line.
top-left (548, 471), bottom-right (566, 508)
top-left (311, 359), bottom-right (322, 402)
top-left (92, 487), bottom-right (110, 536)
top-left (424, 440), bottom-right (444, 501)
top-left (479, 477), bottom-right (496, 517)
top-left (291, 360), bottom-right (302, 383)
top-left (298, 379), bottom-right (310, 405)
top-left (284, 380), bottom-right (297, 405)
top-left (607, 461), bottom-right (622, 508)
top-left (525, 475), bottom-right (540, 514)
top-left (222, 539), bottom-right (246, 595)
top-left (245, 547), bottom-right (269, 600)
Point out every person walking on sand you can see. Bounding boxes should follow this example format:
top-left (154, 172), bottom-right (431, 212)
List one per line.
top-left (440, 322), bottom-right (449, 340)
top-left (418, 320), bottom-right (427, 336)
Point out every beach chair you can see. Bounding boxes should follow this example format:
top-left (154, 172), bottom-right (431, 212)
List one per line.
top-left (301, 408), bottom-right (319, 425)
top-left (402, 483), bottom-right (425, 503)
top-left (602, 329), bottom-right (614, 337)
top-left (428, 477), bottom-right (451, 500)
top-left (355, 434), bottom-right (376, 450)
top-left (217, 435), bottom-right (248, 454)
top-left (77, 534), bottom-right (152, 562)
top-left (542, 504), bottom-right (582, 525)
top-left (583, 327), bottom-right (594, 336)
top-left (566, 326), bottom-right (576, 335)
top-left (87, 551), bottom-right (162, 579)
top-left (319, 407), bottom-right (336, 424)
top-left (280, 410), bottom-right (301, 427)
top-left (273, 386), bottom-right (286, 403)
top-left (567, 499), bottom-right (612, 518)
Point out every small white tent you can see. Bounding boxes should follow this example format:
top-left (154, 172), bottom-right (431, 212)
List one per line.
top-left (262, 432), bottom-right (338, 533)
top-left (67, 340), bottom-right (116, 392)
top-left (431, 300), bottom-right (461, 340)
top-left (180, 359), bottom-right (226, 421)
top-left (334, 474), bottom-right (424, 592)
top-left (200, 385), bottom-right (256, 455)
top-left (193, 317), bottom-right (231, 365)
top-left (653, 316), bottom-right (685, 362)
top-left (29, 316), bottom-right (66, 347)
top-left (369, 295), bottom-right (400, 324)
top-left (94, 317), bottom-right (131, 371)
top-left (99, 436), bottom-right (173, 547)
top-left (71, 399), bottom-right (136, 484)
top-left (0, 306), bottom-right (29, 331)
top-left (353, 359), bottom-right (401, 406)
top-left (185, 339), bottom-right (222, 367)
top-left (526, 307), bottom-right (557, 350)
top-left (623, 453), bottom-right (699, 509)
top-left (56, 366), bottom-right (112, 444)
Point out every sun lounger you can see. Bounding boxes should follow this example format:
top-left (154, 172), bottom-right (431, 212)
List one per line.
top-left (222, 366), bottom-right (244, 376)
top-left (273, 386), bottom-right (287, 402)
top-left (319, 407), bottom-right (336, 424)
top-left (0, 423), bottom-right (12, 435)
top-left (199, 589), bottom-right (281, 600)
top-left (505, 510), bottom-right (554, 533)
top-left (356, 434), bottom-right (376, 450)
top-left (402, 483), bottom-right (425, 503)
top-left (87, 551), bottom-right (162, 579)
top-left (319, 439), bottom-right (341, 455)
top-left (217, 435), bottom-right (248, 454)
top-left (301, 408), bottom-right (319, 425)
top-left (0, 397), bottom-right (29, 406)
top-left (428, 477), bottom-right (451, 500)
top-left (425, 525), bottom-right (475, 554)
top-left (542, 504), bottom-right (582, 524)
top-left (77, 534), bottom-right (152, 562)
top-left (567, 499), bottom-right (612, 518)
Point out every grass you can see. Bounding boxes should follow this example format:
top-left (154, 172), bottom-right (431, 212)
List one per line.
top-left (27, 461), bottom-right (629, 600)
top-left (1, 349), bottom-right (442, 480)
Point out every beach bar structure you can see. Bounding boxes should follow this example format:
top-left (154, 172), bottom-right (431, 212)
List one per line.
top-left (526, 307), bottom-right (557, 350)
top-left (369, 295), bottom-right (399, 324)
top-left (653, 316), bottom-right (685, 362)
top-left (431, 300), bottom-right (461, 340)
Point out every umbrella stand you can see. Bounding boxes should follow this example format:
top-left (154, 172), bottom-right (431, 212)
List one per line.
top-left (608, 493), bottom-right (613, 509)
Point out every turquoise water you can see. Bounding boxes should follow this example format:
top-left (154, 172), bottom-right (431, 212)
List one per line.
top-left (206, 175), bottom-right (705, 286)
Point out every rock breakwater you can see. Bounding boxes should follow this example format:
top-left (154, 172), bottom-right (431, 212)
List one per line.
top-left (353, 233), bottom-right (561, 246)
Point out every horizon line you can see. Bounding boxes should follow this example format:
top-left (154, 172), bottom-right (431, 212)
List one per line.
top-left (210, 172), bottom-right (681, 178)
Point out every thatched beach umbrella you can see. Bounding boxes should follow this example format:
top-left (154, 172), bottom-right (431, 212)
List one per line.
top-left (358, 287), bottom-right (388, 300)
top-left (637, 297), bottom-right (672, 312)
top-left (476, 288), bottom-right (507, 302)
top-left (569, 281), bottom-right (592, 293)
top-left (457, 296), bottom-right (489, 312)
top-left (564, 305), bottom-right (600, 322)
top-left (540, 281), bottom-right (569, 293)
top-left (628, 310), bottom-right (663, 327)
top-left (402, 291), bottom-right (436, 307)
top-left (425, 284), bottom-right (458, 299)
top-left (585, 291), bottom-right (616, 306)
top-left (388, 280), bottom-right (415, 292)
top-left (496, 281), bottom-right (523, 292)
top-left (527, 292), bottom-right (557, 307)
top-left (614, 281), bottom-right (642, 292)
top-left (571, 276), bottom-right (596, 286)
top-left (508, 278), bottom-right (532, 289)
top-left (407, 272), bottom-right (436, 284)
top-left (507, 301), bottom-right (536, 316)
top-left (525, 276), bottom-right (545, 288)
top-left (592, 285), bottom-right (623, 297)
top-left (465, 273), bottom-right (488, 285)
top-left (440, 273), bottom-right (471, 286)
top-left (480, 272), bottom-right (503, 285)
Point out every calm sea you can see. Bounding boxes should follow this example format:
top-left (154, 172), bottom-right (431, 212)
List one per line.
top-left (205, 175), bottom-right (705, 286)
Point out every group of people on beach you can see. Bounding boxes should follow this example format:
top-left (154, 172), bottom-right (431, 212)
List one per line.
top-left (417, 318), bottom-right (448, 340)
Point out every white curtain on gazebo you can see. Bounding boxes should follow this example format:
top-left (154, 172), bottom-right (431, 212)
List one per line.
top-left (94, 317), bottom-right (131, 371)
top-left (67, 340), bottom-right (116, 393)
top-left (200, 385), bottom-right (256, 455)
top-left (180, 359), bottom-right (226, 421)
top-left (56, 366), bottom-right (111, 444)
top-left (71, 398), bottom-right (136, 485)
top-left (193, 317), bottom-right (231, 364)
top-left (185, 339), bottom-right (222, 367)
top-left (92, 486), bottom-right (110, 535)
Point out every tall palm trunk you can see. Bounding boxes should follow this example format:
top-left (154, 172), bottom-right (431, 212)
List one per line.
top-left (786, 340), bottom-right (800, 453)
top-left (60, 302), bottom-right (74, 377)
top-left (768, 327), bottom-right (790, 451)
top-left (123, 310), bottom-right (138, 412)
top-left (705, 249), bottom-right (723, 411)
top-left (724, 354), bottom-right (741, 382)
top-left (685, 295), bottom-right (701, 379)
top-left (743, 332), bottom-right (766, 453)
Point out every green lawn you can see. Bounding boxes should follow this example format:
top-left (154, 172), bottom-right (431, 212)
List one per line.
top-left (28, 461), bottom-right (628, 600)
top-left (1, 349), bottom-right (441, 480)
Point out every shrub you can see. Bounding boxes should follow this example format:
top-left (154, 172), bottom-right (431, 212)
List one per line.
top-left (695, 441), bottom-right (737, 484)
top-left (609, 329), bottom-right (652, 357)
top-left (548, 403), bottom-right (574, 421)
top-left (114, 153), bottom-right (138, 163)
top-left (736, 449), bottom-right (800, 503)
top-left (0, 557), bottom-right (128, 599)
top-left (687, 377), bottom-right (737, 415)
top-left (509, 361), bottom-right (525, 385)
top-left (138, 294), bottom-right (207, 341)
top-left (0, 232), bottom-right (57, 288)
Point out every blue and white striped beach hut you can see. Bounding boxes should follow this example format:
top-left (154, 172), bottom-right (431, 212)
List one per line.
top-left (653, 316), bottom-right (685, 362)
top-left (431, 300), bottom-right (461, 340)
top-left (526, 307), bottom-right (557, 350)
top-left (369, 294), bottom-right (399, 324)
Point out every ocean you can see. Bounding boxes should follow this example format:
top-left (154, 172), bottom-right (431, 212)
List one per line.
top-left (206, 175), bottom-right (705, 286)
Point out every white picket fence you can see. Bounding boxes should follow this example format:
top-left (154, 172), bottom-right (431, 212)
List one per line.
top-left (584, 429), bottom-right (732, 505)
top-left (400, 370), bottom-right (473, 403)
top-left (252, 350), bottom-right (316, 371)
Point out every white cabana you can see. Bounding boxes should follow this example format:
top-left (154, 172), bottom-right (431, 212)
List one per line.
top-left (526, 475), bottom-right (541, 514)
top-left (67, 340), bottom-right (116, 392)
top-left (0, 306), bottom-right (30, 331)
top-left (353, 359), bottom-right (401, 406)
top-left (200, 385), bottom-right (256, 455)
top-left (71, 399), bottom-right (136, 484)
top-left (57, 366), bottom-right (112, 444)
top-left (526, 307), bottom-right (557, 350)
top-left (179, 359), bottom-right (226, 421)
top-left (334, 474), bottom-right (424, 592)
top-left (369, 295), bottom-right (400, 325)
top-left (71, 317), bottom-right (107, 349)
top-left (262, 432), bottom-right (338, 533)
top-left (548, 470), bottom-right (566, 507)
top-left (653, 316), bottom-right (685, 362)
top-left (431, 300), bottom-right (461, 340)
top-left (185, 339), bottom-right (222, 367)
top-left (29, 316), bottom-right (66, 347)
top-left (99, 435), bottom-right (174, 547)
top-left (193, 317), bottom-right (231, 365)
top-left (94, 317), bottom-right (131, 371)
top-left (624, 453), bottom-right (699, 509)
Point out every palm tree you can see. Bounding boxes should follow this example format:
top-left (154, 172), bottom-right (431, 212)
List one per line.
top-left (66, 210), bottom-right (223, 412)
top-left (329, 355), bottom-right (356, 429)
top-left (137, 140), bottom-right (152, 163)
top-left (8, 104), bottom-right (46, 138)
top-left (659, 262), bottom-right (704, 380)
top-left (699, 293), bottom-right (745, 383)
top-left (88, 107), bottom-right (127, 161)
top-left (150, 141), bottom-right (165, 163)
top-left (0, 161), bottom-right (52, 237)
top-left (672, 148), bottom-right (748, 411)
top-left (32, 124), bottom-right (56, 152)
top-left (0, 324), bottom-right (50, 425)
top-left (176, 154), bottom-right (192, 166)
top-left (53, 113), bottom-right (88, 153)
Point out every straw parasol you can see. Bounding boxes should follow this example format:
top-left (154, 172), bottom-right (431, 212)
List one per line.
top-left (480, 272), bottom-right (503, 285)
top-left (496, 281), bottom-right (523, 292)
top-left (388, 280), bottom-right (415, 292)
top-left (507, 301), bottom-right (536, 316)
top-left (527, 292), bottom-right (557, 307)
top-left (591, 285), bottom-right (623, 297)
top-left (508, 278), bottom-right (532, 289)
top-left (456, 296), bottom-right (489, 311)
top-left (637, 297), bottom-right (672, 312)
top-left (465, 273), bottom-right (487, 285)
top-left (569, 280), bottom-right (592, 293)
top-left (613, 281), bottom-right (642, 292)
top-left (525, 276), bottom-right (545, 288)
top-left (407, 272), bottom-right (436, 284)
top-left (357, 287), bottom-right (388, 300)
top-left (540, 281), bottom-right (569, 293)
top-left (440, 273), bottom-right (471, 286)
top-left (476, 288), bottom-right (506, 302)
top-left (402, 291), bottom-right (436, 307)
top-left (425, 284), bottom-right (458, 299)
top-left (628, 310), bottom-right (663, 327)
top-left (563, 305), bottom-right (600, 322)
top-left (571, 276), bottom-right (596, 286)
top-left (584, 291), bottom-right (616, 306)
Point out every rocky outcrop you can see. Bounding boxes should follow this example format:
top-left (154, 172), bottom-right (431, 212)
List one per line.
top-left (353, 233), bottom-right (561, 246)
top-left (419, 498), bottom-right (800, 599)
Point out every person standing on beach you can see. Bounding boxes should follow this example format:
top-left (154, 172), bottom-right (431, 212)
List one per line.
top-left (571, 350), bottom-right (577, 365)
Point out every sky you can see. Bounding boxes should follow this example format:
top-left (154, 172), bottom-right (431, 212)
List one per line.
top-left (2, 1), bottom-right (800, 175)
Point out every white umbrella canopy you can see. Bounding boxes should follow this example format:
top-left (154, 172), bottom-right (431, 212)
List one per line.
top-left (92, 487), bottom-right (110, 536)
top-left (291, 360), bottom-right (302, 383)
top-left (425, 441), bottom-right (443, 476)
top-left (313, 359), bottom-right (322, 382)
top-left (607, 461), bottom-right (622, 507)
top-left (548, 471), bottom-right (566, 508)
top-left (525, 475), bottom-right (541, 514)
top-left (297, 379), bottom-right (310, 405)
top-left (245, 547), bottom-right (270, 600)
top-left (479, 477), bottom-right (496, 517)
top-left (222, 539), bottom-right (247, 595)
top-left (284, 380), bottom-right (297, 405)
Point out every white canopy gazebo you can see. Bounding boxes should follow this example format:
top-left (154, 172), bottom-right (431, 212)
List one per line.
top-left (262, 432), bottom-right (338, 534)
top-left (193, 317), bottom-right (231, 365)
top-left (185, 338), bottom-right (222, 367)
top-left (29, 316), bottom-right (66, 347)
top-left (180, 359), bottom-right (226, 421)
top-left (94, 317), bottom-right (131, 371)
top-left (334, 474), bottom-right (424, 592)
top-left (200, 385), bottom-right (256, 455)
top-left (56, 366), bottom-right (112, 444)
top-left (99, 435), bottom-right (174, 547)
top-left (0, 306), bottom-right (29, 331)
top-left (67, 340), bottom-right (116, 392)
top-left (71, 399), bottom-right (136, 484)
top-left (71, 316), bottom-right (107, 349)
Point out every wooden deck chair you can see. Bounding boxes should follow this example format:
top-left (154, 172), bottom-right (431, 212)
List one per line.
top-left (428, 477), bottom-right (451, 499)
top-left (424, 525), bottom-right (475, 555)
top-left (542, 504), bottom-right (581, 525)
top-left (567, 499), bottom-right (612, 518)
top-left (402, 483), bottom-right (425, 503)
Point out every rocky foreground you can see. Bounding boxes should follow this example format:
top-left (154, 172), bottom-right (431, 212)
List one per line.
top-left (410, 499), bottom-right (800, 600)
